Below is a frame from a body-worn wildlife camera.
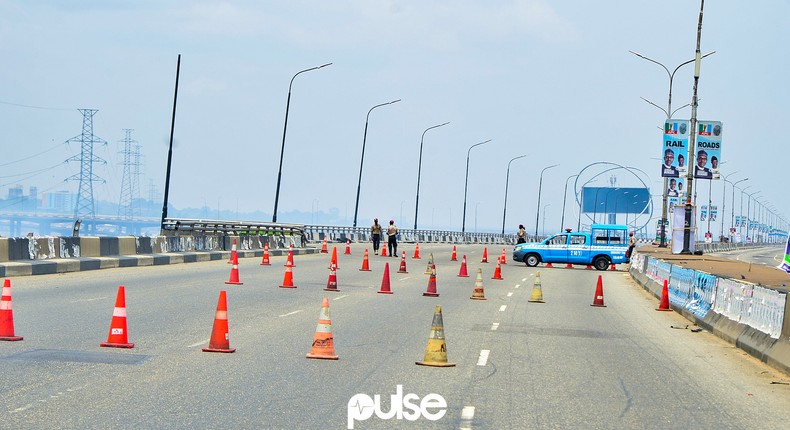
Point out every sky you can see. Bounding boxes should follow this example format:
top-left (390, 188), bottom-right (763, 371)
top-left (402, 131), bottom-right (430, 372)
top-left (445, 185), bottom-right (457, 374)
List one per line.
top-left (1, 1), bottom-right (788, 236)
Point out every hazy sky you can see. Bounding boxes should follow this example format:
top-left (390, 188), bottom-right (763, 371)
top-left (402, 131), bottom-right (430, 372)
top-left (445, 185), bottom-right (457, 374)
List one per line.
top-left (1, 1), bottom-right (787, 234)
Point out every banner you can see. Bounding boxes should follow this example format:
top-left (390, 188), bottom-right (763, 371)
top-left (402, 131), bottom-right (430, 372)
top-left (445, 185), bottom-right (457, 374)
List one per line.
top-left (710, 205), bottom-right (717, 222)
top-left (700, 205), bottom-right (707, 222)
top-left (662, 120), bottom-right (689, 178)
top-left (694, 120), bottom-right (723, 180)
top-left (778, 234), bottom-right (790, 273)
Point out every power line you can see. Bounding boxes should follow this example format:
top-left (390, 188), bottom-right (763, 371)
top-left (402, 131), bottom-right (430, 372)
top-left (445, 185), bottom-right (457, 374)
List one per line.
top-left (0, 100), bottom-right (74, 111)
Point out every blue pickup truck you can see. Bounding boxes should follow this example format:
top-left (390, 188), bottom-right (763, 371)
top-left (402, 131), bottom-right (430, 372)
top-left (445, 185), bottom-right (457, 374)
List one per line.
top-left (513, 224), bottom-right (629, 270)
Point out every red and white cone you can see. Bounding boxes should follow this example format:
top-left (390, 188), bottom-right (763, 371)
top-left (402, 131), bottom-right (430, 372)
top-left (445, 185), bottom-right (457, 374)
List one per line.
top-left (101, 286), bottom-right (134, 348)
top-left (457, 255), bottom-right (469, 277)
top-left (225, 252), bottom-right (243, 285)
top-left (325, 263), bottom-right (340, 292)
top-left (228, 239), bottom-right (237, 264)
top-left (203, 290), bottom-right (236, 353)
top-left (398, 251), bottom-right (408, 274)
top-left (0, 279), bottom-right (23, 341)
top-left (260, 242), bottom-right (271, 266)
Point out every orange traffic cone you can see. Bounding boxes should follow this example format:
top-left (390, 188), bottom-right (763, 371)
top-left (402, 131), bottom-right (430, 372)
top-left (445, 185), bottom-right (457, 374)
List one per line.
top-left (284, 246), bottom-right (295, 267)
top-left (378, 262), bottom-right (393, 294)
top-left (398, 251), bottom-right (408, 274)
top-left (481, 247), bottom-right (488, 263)
top-left (280, 260), bottom-right (296, 288)
top-left (545, 262), bottom-right (554, 268)
top-left (202, 290), bottom-right (235, 353)
top-left (423, 265), bottom-right (439, 297)
top-left (565, 263), bottom-right (573, 269)
top-left (413, 243), bottom-right (421, 259)
top-left (415, 305), bottom-right (455, 367)
top-left (228, 238), bottom-right (237, 264)
top-left (656, 279), bottom-right (672, 311)
top-left (101, 285), bottom-right (134, 348)
top-left (320, 237), bottom-right (328, 253)
top-left (359, 249), bottom-right (371, 272)
top-left (492, 262), bottom-right (503, 280)
top-left (585, 264), bottom-right (593, 270)
top-left (325, 263), bottom-right (340, 292)
top-left (344, 239), bottom-right (351, 255)
top-left (591, 275), bottom-right (606, 307)
top-left (225, 252), bottom-right (243, 285)
top-left (470, 268), bottom-right (486, 300)
top-left (500, 248), bottom-right (507, 265)
top-left (610, 263), bottom-right (617, 271)
top-left (306, 298), bottom-right (338, 360)
top-left (380, 243), bottom-right (388, 257)
top-left (457, 255), bottom-right (469, 277)
top-left (451, 245), bottom-right (457, 261)
top-left (0, 279), bottom-right (23, 341)
top-left (260, 242), bottom-right (271, 266)
top-left (329, 246), bottom-right (339, 270)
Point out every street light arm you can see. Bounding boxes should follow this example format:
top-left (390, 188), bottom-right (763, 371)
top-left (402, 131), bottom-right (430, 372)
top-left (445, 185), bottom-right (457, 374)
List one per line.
top-left (639, 96), bottom-right (669, 118)
top-left (462, 139), bottom-right (493, 234)
top-left (502, 154), bottom-right (528, 234)
top-left (414, 122), bottom-right (450, 230)
top-left (535, 164), bottom-right (559, 236)
top-left (367, 99), bottom-right (401, 122)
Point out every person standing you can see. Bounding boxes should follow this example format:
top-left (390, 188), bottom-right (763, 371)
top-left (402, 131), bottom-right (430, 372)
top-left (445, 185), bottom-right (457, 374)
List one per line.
top-left (386, 220), bottom-right (398, 257)
top-left (371, 218), bottom-right (383, 255)
top-left (627, 232), bottom-right (636, 262)
top-left (517, 224), bottom-right (527, 244)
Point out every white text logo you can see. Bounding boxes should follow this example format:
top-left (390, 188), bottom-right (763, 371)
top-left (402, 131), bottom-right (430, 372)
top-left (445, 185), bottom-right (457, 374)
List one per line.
top-left (347, 385), bottom-right (447, 429)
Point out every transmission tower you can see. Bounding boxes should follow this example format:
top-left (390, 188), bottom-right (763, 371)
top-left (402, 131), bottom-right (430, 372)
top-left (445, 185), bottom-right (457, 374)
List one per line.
top-left (117, 129), bottom-right (142, 219)
top-left (65, 109), bottom-right (107, 218)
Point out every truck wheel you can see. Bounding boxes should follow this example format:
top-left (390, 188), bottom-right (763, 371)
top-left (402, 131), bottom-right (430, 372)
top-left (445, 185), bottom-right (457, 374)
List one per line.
top-left (593, 256), bottom-right (610, 271)
top-left (525, 254), bottom-right (540, 267)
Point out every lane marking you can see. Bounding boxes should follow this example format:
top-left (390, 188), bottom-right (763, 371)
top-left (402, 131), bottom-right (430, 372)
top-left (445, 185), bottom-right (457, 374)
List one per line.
top-left (514, 284), bottom-right (520, 289)
top-left (279, 310), bottom-right (303, 317)
top-left (187, 340), bottom-right (207, 348)
top-left (499, 305), bottom-right (507, 312)
top-left (521, 278), bottom-right (528, 282)
top-left (477, 350), bottom-right (490, 366)
top-left (461, 406), bottom-right (476, 420)
top-left (491, 322), bottom-right (499, 331)
top-left (507, 292), bottom-right (513, 297)
top-left (70, 296), bottom-right (108, 303)
top-left (333, 294), bottom-right (349, 300)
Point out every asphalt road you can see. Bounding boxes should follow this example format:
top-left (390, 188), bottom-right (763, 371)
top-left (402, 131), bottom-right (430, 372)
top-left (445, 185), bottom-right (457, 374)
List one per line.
top-left (1, 243), bottom-right (789, 429)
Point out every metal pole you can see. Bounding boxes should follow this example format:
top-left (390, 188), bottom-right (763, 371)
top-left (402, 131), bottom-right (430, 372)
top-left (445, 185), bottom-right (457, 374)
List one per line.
top-left (535, 164), bottom-right (559, 236)
top-left (273, 63), bottom-right (332, 223)
top-left (414, 122), bottom-right (449, 230)
top-left (502, 154), bottom-right (527, 234)
top-left (352, 99), bottom-right (400, 227)
top-left (561, 174), bottom-right (579, 231)
top-left (462, 139), bottom-right (492, 236)
top-left (160, 54), bottom-right (181, 232)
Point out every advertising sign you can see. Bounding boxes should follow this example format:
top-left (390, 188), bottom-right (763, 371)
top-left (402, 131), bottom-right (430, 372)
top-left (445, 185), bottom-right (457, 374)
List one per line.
top-left (694, 120), bottom-right (722, 180)
top-left (662, 119), bottom-right (689, 178)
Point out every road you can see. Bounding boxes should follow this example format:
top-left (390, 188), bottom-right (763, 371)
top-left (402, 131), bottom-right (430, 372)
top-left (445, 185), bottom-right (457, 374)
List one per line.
top-left (1, 243), bottom-right (789, 429)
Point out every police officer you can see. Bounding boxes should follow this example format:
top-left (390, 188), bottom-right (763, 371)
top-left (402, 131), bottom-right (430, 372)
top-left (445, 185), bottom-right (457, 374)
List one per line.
top-left (386, 220), bottom-right (398, 257)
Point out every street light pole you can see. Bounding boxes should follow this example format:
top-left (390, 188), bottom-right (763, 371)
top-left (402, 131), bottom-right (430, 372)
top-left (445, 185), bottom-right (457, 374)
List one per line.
top-left (502, 154), bottom-right (527, 235)
top-left (272, 62), bottom-right (332, 223)
top-left (352, 99), bottom-right (401, 227)
top-left (535, 164), bottom-right (559, 236)
top-left (561, 174), bottom-right (579, 232)
top-left (720, 172), bottom-right (738, 240)
top-left (462, 139), bottom-right (492, 237)
top-left (414, 122), bottom-right (450, 230)
top-left (542, 204), bottom-right (551, 236)
top-left (731, 178), bottom-right (748, 239)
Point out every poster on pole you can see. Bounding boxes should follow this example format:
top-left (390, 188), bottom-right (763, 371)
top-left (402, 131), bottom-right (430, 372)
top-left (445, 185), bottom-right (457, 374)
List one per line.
top-left (710, 205), bottom-right (717, 222)
top-left (662, 120), bottom-right (689, 178)
top-left (694, 120), bottom-right (722, 180)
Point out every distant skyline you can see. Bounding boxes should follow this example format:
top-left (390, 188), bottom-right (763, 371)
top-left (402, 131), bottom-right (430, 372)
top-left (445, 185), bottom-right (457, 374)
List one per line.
top-left (1, 1), bottom-right (787, 237)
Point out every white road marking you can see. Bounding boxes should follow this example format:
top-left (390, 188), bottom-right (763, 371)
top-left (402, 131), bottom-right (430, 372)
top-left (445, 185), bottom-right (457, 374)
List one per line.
top-left (70, 296), bottom-right (108, 303)
top-left (522, 277), bottom-right (528, 282)
top-left (491, 322), bottom-right (500, 331)
top-left (499, 305), bottom-right (507, 312)
top-left (507, 292), bottom-right (513, 297)
top-left (515, 284), bottom-right (520, 289)
top-left (279, 310), bottom-right (303, 317)
top-left (477, 350), bottom-right (490, 366)
top-left (461, 406), bottom-right (476, 420)
top-left (333, 295), bottom-right (349, 300)
top-left (187, 340), bottom-right (207, 348)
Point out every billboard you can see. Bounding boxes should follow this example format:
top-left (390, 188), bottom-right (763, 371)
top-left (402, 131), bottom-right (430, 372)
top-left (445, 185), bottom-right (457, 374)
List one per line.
top-left (580, 187), bottom-right (651, 214)
top-left (694, 120), bottom-right (722, 180)
top-left (661, 119), bottom-right (689, 178)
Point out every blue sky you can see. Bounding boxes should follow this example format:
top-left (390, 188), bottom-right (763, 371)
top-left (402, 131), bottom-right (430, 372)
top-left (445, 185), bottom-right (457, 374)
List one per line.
top-left (1, 1), bottom-right (787, 235)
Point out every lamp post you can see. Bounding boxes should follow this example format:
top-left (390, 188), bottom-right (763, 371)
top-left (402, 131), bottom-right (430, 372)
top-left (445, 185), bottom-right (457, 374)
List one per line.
top-left (542, 204), bottom-right (551, 236)
top-left (560, 174), bottom-right (579, 232)
top-left (352, 99), bottom-right (401, 227)
top-left (719, 172), bottom-right (738, 240)
top-left (731, 178), bottom-right (748, 239)
top-left (414, 122), bottom-right (450, 230)
top-left (745, 190), bottom-right (760, 242)
top-left (629, 49), bottom-right (715, 248)
top-left (738, 185), bottom-right (752, 240)
top-left (502, 154), bottom-right (528, 234)
top-left (272, 62), bottom-right (332, 223)
top-left (535, 164), bottom-right (559, 236)
top-left (475, 202), bottom-right (481, 234)
top-left (462, 139), bottom-right (492, 236)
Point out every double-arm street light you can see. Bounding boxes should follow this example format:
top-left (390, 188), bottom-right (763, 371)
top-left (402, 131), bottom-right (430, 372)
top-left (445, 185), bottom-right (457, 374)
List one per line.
top-left (502, 154), bottom-right (527, 234)
top-left (352, 99), bottom-right (401, 227)
top-left (272, 62), bottom-right (332, 222)
top-left (462, 139), bottom-right (492, 236)
top-left (414, 122), bottom-right (450, 230)
top-left (535, 164), bottom-right (559, 236)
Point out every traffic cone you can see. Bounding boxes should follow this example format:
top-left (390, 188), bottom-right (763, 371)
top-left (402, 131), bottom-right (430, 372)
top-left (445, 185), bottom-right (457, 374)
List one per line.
top-left (656, 279), bottom-right (672, 311)
top-left (359, 249), bottom-right (371, 272)
top-left (423, 265), bottom-right (439, 297)
top-left (280, 260), bottom-right (296, 288)
top-left (228, 238), bottom-right (237, 264)
top-left (565, 263), bottom-right (573, 269)
top-left (306, 298), bottom-right (338, 360)
top-left (328, 246), bottom-right (339, 270)
top-left (413, 243), bottom-right (421, 259)
top-left (378, 262), bottom-right (393, 294)
top-left (325, 263), bottom-right (340, 292)
top-left (591, 275), bottom-right (606, 307)
top-left (470, 269), bottom-right (486, 300)
top-left (425, 253), bottom-right (435, 274)
top-left (492, 262), bottom-right (503, 280)
top-left (415, 305), bottom-right (455, 367)
top-left (545, 262), bottom-right (554, 268)
top-left (451, 245), bottom-right (457, 261)
top-left (398, 251), bottom-right (408, 273)
top-left (344, 239), bottom-right (351, 255)
top-left (0, 279), bottom-right (23, 341)
top-left (457, 255), bottom-right (469, 277)
top-left (481, 247), bottom-right (488, 263)
top-left (320, 237), bottom-right (328, 253)
top-left (225, 252), bottom-right (243, 285)
top-left (380, 243), bottom-right (388, 257)
top-left (260, 242), bottom-right (271, 266)
top-left (100, 285), bottom-right (134, 348)
top-left (585, 264), bottom-right (593, 270)
top-left (500, 248), bottom-right (507, 265)
top-left (284, 246), bottom-right (295, 267)
top-left (610, 263), bottom-right (617, 271)
top-left (528, 271), bottom-right (545, 303)
top-left (202, 290), bottom-right (235, 353)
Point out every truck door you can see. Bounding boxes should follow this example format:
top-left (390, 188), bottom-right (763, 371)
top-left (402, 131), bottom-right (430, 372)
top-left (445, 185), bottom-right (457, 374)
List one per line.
top-left (544, 234), bottom-right (569, 262)
top-left (567, 234), bottom-right (588, 264)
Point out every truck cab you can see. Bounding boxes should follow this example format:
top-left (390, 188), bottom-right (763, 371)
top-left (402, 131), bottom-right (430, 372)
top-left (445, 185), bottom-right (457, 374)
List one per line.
top-left (513, 224), bottom-right (629, 270)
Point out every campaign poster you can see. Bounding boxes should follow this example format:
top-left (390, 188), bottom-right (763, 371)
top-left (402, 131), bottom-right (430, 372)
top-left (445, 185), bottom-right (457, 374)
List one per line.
top-left (694, 120), bottom-right (722, 180)
top-left (662, 120), bottom-right (689, 178)
top-left (710, 205), bottom-right (717, 222)
top-left (700, 205), bottom-right (708, 222)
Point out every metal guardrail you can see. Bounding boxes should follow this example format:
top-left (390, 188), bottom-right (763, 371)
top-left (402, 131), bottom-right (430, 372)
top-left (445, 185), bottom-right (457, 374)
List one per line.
top-left (162, 218), bottom-right (306, 238)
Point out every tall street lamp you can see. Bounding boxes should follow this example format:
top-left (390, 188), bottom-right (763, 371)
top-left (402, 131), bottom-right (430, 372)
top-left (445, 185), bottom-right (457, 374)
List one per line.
top-left (629, 49), bottom-right (715, 248)
top-left (746, 191), bottom-right (761, 242)
top-left (731, 178), bottom-right (748, 238)
top-left (352, 98), bottom-right (401, 227)
top-left (462, 139), bottom-right (492, 236)
top-left (272, 62), bottom-right (332, 222)
top-left (414, 122), bottom-right (450, 230)
top-left (542, 204), bottom-right (551, 236)
top-left (560, 174), bottom-right (579, 232)
top-left (502, 154), bottom-right (527, 234)
top-left (535, 164), bottom-right (559, 236)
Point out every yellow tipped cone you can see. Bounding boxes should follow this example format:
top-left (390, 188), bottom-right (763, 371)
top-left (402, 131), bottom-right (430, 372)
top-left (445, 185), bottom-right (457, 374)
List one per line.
top-left (528, 271), bottom-right (545, 303)
top-left (416, 305), bottom-right (456, 367)
top-left (470, 268), bottom-right (487, 300)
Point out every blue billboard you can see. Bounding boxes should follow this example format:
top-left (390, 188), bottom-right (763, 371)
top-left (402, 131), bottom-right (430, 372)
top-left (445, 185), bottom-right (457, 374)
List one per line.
top-left (581, 187), bottom-right (651, 214)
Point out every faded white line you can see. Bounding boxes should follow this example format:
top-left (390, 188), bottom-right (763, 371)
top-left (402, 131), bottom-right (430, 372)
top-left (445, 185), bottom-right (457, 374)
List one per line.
top-left (522, 277), bottom-right (528, 282)
top-left (187, 340), bottom-right (207, 348)
top-left (499, 305), bottom-right (507, 312)
top-left (515, 284), bottom-right (520, 289)
top-left (461, 405), bottom-right (476, 420)
top-left (279, 310), bottom-right (303, 317)
top-left (10, 404), bottom-right (33, 413)
top-left (491, 322), bottom-right (500, 331)
top-left (477, 350), bottom-right (490, 366)
top-left (70, 296), bottom-right (108, 303)
top-left (507, 292), bottom-right (513, 297)
top-left (333, 295), bottom-right (349, 300)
